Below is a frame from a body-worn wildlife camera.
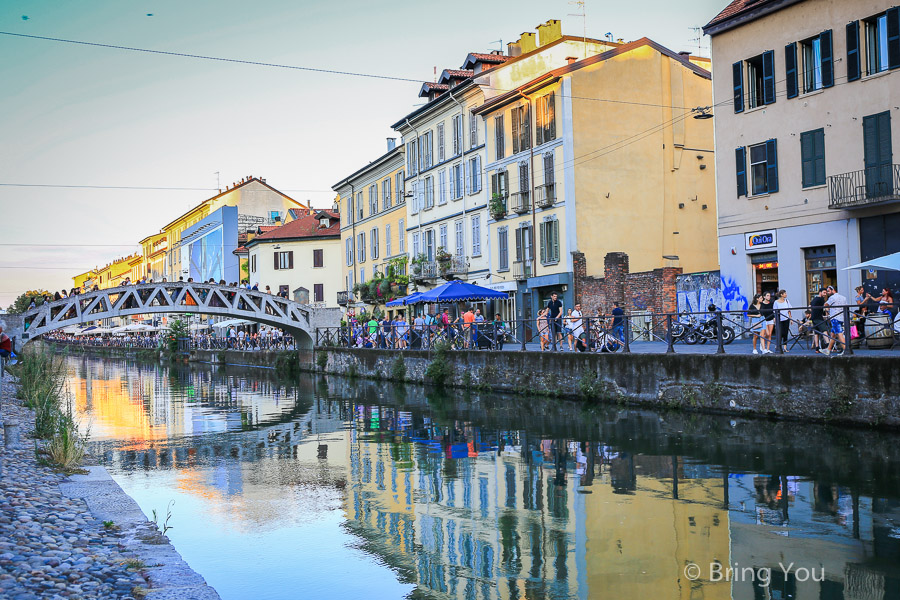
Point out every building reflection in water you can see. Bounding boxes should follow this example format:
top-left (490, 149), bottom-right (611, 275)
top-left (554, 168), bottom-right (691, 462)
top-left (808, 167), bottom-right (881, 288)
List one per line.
top-left (67, 356), bottom-right (900, 600)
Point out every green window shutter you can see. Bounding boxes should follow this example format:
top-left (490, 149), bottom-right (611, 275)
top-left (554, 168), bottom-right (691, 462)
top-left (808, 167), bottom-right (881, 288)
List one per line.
top-left (512, 109), bottom-right (520, 154)
top-left (888, 7), bottom-right (900, 70)
top-left (735, 147), bottom-right (747, 197)
top-left (814, 130), bottom-right (826, 186)
top-left (801, 131), bottom-right (814, 187)
top-left (551, 220), bottom-right (559, 263)
top-left (785, 42), bottom-right (798, 98)
top-left (536, 97), bottom-right (544, 146)
top-left (762, 50), bottom-right (776, 105)
top-left (846, 21), bottom-right (860, 82)
top-left (766, 139), bottom-right (779, 194)
top-left (820, 30), bottom-right (834, 88)
top-left (539, 222), bottom-right (546, 264)
top-left (732, 61), bottom-right (744, 113)
top-left (548, 92), bottom-right (556, 141)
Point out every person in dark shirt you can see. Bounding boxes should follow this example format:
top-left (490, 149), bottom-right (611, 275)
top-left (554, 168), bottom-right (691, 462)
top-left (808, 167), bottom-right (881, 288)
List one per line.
top-left (546, 292), bottom-right (564, 350)
top-left (759, 291), bottom-right (774, 354)
top-left (809, 289), bottom-right (827, 352)
top-left (611, 302), bottom-right (625, 343)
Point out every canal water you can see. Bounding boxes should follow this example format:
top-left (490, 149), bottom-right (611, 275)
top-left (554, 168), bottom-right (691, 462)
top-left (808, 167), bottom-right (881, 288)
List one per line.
top-left (65, 354), bottom-right (900, 600)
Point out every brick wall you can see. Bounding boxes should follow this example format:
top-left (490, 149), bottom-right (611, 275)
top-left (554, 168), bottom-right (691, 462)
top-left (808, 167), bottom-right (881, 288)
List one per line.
top-left (573, 251), bottom-right (681, 315)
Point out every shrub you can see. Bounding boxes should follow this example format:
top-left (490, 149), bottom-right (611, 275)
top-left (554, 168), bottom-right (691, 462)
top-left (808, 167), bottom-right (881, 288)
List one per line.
top-left (424, 341), bottom-right (453, 387)
top-left (316, 351), bottom-right (328, 371)
top-left (44, 414), bottom-right (86, 472)
top-left (391, 356), bottom-right (406, 381)
top-left (16, 348), bottom-right (68, 439)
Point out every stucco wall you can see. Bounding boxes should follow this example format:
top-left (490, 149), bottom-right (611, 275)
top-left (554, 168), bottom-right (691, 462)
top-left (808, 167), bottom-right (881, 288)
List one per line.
top-left (249, 237), bottom-right (342, 306)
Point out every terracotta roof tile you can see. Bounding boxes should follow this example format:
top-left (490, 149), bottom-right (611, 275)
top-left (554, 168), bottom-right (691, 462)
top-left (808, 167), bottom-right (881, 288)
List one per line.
top-left (248, 211), bottom-right (341, 244)
top-left (441, 69), bottom-right (474, 79)
top-left (704, 0), bottom-right (777, 31)
top-left (462, 52), bottom-right (511, 69)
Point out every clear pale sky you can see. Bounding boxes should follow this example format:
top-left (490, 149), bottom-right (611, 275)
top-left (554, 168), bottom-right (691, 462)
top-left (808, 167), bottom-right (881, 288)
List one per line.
top-left (0, 0), bottom-right (726, 308)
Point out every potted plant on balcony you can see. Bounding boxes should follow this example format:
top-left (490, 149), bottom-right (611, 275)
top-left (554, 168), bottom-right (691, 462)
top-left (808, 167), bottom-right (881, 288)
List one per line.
top-left (490, 193), bottom-right (506, 219)
top-left (411, 253), bottom-right (428, 277)
top-left (436, 247), bottom-right (452, 276)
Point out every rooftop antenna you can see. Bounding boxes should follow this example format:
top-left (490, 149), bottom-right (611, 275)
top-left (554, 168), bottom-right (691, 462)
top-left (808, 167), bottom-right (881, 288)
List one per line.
top-left (214, 171), bottom-right (220, 191)
top-left (568, 0), bottom-right (587, 57)
top-left (491, 39), bottom-right (503, 54)
top-left (433, 66), bottom-right (437, 82)
top-left (689, 26), bottom-right (705, 58)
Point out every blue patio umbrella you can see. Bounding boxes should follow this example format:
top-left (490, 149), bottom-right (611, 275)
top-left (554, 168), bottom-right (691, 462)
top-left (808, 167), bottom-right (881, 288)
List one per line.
top-left (386, 292), bottom-right (425, 307)
top-left (409, 280), bottom-right (508, 304)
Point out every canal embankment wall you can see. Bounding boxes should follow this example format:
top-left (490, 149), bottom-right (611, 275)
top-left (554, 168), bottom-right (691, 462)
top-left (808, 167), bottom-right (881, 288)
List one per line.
top-left (50, 342), bottom-right (900, 428)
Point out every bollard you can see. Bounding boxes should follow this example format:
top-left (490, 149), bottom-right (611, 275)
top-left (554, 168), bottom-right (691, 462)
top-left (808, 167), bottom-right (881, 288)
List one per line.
top-left (622, 316), bottom-right (631, 353)
top-left (716, 311), bottom-right (725, 354)
top-left (773, 308), bottom-right (783, 354)
top-left (843, 305), bottom-right (853, 356)
top-left (520, 319), bottom-right (527, 352)
top-left (666, 314), bottom-right (675, 354)
top-left (4, 420), bottom-right (21, 449)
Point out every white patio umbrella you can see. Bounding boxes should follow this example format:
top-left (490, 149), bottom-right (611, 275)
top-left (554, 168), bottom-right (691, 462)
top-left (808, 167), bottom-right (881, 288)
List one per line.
top-left (189, 322), bottom-right (211, 331)
top-left (212, 319), bottom-right (252, 328)
top-left (843, 251), bottom-right (900, 272)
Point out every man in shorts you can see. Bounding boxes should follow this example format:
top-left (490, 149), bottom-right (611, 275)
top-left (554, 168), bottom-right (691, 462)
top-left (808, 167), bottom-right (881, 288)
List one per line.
top-left (823, 286), bottom-right (847, 356)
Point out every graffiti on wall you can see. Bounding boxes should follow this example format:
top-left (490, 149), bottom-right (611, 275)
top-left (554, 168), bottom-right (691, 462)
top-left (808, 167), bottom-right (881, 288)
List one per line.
top-left (676, 271), bottom-right (748, 314)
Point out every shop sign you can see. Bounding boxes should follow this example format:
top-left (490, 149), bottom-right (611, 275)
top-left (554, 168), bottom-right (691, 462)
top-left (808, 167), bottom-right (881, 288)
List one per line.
top-left (745, 229), bottom-right (777, 250)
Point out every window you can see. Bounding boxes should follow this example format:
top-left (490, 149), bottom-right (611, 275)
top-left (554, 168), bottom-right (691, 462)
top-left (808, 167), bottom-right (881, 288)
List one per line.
top-left (511, 105), bottom-right (531, 154)
top-left (346, 194), bottom-right (353, 224)
top-left (467, 156), bottom-right (482, 194)
top-left (438, 169), bottom-right (447, 205)
top-left (412, 231), bottom-right (420, 258)
top-left (451, 163), bottom-right (463, 200)
top-left (744, 51), bottom-right (775, 109)
top-left (424, 176), bottom-right (434, 209)
top-left (452, 114), bottom-right (463, 156)
top-left (800, 129), bottom-right (826, 188)
top-left (740, 139), bottom-right (779, 196)
top-left (424, 229), bottom-right (435, 261)
top-left (270, 210), bottom-right (280, 221)
top-left (347, 270), bottom-right (353, 292)
top-left (396, 171), bottom-right (405, 203)
top-left (410, 181), bottom-right (419, 214)
top-left (356, 191), bottom-right (364, 221)
top-left (491, 170), bottom-right (509, 199)
top-left (382, 178), bottom-right (392, 210)
top-left (313, 248), bottom-right (323, 268)
top-left (866, 14), bottom-right (890, 75)
top-left (535, 92), bottom-right (556, 145)
top-left (454, 220), bottom-right (464, 257)
top-left (498, 227), bottom-right (509, 271)
top-left (494, 115), bottom-right (505, 160)
top-left (407, 140), bottom-right (418, 175)
top-left (543, 152), bottom-right (555, 185)
top-left (345, 238), bottom-right (354, 266)
top-left (470, 110), bottom-right (478, 148)
top-left (370, 227), bottom-right (379, 259)
top-left (357, 232), bottom-right (366, 263)
top-left (398, 219), bottom-right (405, 253)
top-left (314, 284), bottom-right (324, 303)
top-left (515, 225), bottom-right (533, 263)
top-left (359, 267), bottom-right (364, 284)
top-left (421, 130), bottom-right (433, 170)
top-left (369, 184), bottom-right (378, 216)
top-left (539, 217), bottom-right (560, 265)
top-left (274, 251), bottom-right (294, 270)
top-left (800, 31), bottom-right (833, 92)
top-left (385, 224), bottom-right (392, 257)
top-left (439, 223), bottom-right (448, 254)
top-left (519, 162), bottom-right (529, 194)
top-left (251, 254), bottom-right (256, 273)
top-left (437, 122), bottom-right (445, 162)
top-left (471, 214), bottom-right (481, 256)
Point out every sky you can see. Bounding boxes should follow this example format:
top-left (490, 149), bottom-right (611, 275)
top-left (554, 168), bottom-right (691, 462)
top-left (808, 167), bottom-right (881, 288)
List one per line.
top-left (0, 0), bottom-right (727, 308)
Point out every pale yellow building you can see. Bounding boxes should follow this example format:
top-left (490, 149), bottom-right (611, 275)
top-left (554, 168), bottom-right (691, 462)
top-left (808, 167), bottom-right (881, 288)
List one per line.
top-left (139, 232), bottom-right (168, 282)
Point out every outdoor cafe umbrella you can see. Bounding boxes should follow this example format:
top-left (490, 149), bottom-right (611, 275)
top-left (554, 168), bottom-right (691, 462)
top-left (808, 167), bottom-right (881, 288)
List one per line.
top-left (408, 280), bottom-right (509, 304)
top-left (189, 322), bottom-right (210, 331)
top-left (386, 292), bottom-right (425, 307)
top-left (843, 250), bottom-right (900, 272)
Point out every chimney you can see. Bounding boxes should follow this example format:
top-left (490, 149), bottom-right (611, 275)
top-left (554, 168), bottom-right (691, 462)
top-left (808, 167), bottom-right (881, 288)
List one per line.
top-left (507, 41), bottom-right (522, 57)
top-left (490, 49), bottom-right (503, 56)
top-left (679, 51), bottom-right (691, 58)
top-left (536, 19), bottom-right (562, 47)
top-left (387, 137), bottom-right (397, 151)
top-left (616, 38), bottom-right (624, 44)
top-left (566, 56), bottom-right (578, 65)
top-left (519, 32), bottom-right (537, 54)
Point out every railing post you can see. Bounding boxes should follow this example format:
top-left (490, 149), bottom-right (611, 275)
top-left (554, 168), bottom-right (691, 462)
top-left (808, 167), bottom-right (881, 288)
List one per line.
top-left (843, 305), bottom-right (853, 356)
top-left (715, 311), bottom-right (725, 354)
top-left (550, 316), bottom-right (558, 351)
top-left (622, 315), bottom-right (631, 353)
top-left (666, 314), bottom-right (675, 353)
top-left (774, 308), bottom-right (783, 354)
top-left (520, 318), bottom-right (527, 352)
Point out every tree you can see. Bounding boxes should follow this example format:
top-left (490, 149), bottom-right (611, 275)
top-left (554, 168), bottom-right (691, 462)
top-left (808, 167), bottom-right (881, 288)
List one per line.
top-left (7, 290), bottom-right (51, 314)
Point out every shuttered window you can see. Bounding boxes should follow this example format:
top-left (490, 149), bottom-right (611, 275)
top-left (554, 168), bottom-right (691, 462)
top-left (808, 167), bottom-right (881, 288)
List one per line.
top-left (398, 219), bottom-right (405, 253)
top-left (785, 42), bottom-right (798, 99)
top-left (345, 238), bottom-right (353, 266)
top-left (498, 228), bottom-right (509, 271)
top-left (437, 122), bottom-right (445, 162)
top-left (370, 227), bottom-right (379, 260)
top-left (395, 171), bottom-right (405, 204)
top-left (439, 224), bottom-right (448, 254)
top-left (748, 140), bottom-right (779, 195)
top-left (438, 169), bottom-right (447, 205)
top-left (382, 178), bottom-right (392, 210)
top-left (801, 129), bottom-right (826, 188)
top-left (511, 105), bottom-right (531, 154)
top-left (888, 7), bottom-right (900, 70)
top-left (369, 184), bottom-right (378, 216)
top-left (385, 224), bottom-right (392, 257)
top-left (452, 115), bottom-right (462, 156)
top-left (732, 61), bottom-right (744, 113)
top-left (469, 110), bottom-right (478, 148)
top-left (494, 116), bottom-right (505, 160)
top-left (454, 220), bottom-right (464, 257)
top-left (357, 232), bottom-right (365, 263)
top-left (313, 249), bottom-right (323, 268)
top-left (735, 147), bottom-right (747, 198)
top-left (274, 251), bottom-right (293, 270)
top-left (471, 214), bottom-right (481, 256)
top-left (847, 21), bottom-right (860, 82)
top-left (519, 162), bottom-right (529, 193)
top-left (800, 31), bottom-right (833, 92)
top-left (543, 152), bottom-right (554, 185)
top-left (313, 284), bottom-right (323, 303)
top-left (762, 50), bottom-right (776, 104)
top-left (535, 92), bottom-right (556, 145)
top-left (539, 218), bottom-right (559, 265)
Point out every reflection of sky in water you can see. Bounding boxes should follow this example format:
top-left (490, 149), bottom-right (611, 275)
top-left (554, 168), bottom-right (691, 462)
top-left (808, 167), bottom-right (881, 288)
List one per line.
top-left (69, 356), bottom-right (900, 600)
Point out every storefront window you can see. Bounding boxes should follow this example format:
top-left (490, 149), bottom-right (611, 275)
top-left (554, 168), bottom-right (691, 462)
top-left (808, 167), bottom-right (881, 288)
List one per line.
top-left (751, 251), bottom-right (778, 295)
top-left (804, 245), bottom-right (836, 301)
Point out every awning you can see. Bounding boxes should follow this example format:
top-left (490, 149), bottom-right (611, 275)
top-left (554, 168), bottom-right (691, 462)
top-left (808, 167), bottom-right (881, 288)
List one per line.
top-left (843, 251), bottom-right (900, 272)
top-left (212, 318), bottom-right (253, 328)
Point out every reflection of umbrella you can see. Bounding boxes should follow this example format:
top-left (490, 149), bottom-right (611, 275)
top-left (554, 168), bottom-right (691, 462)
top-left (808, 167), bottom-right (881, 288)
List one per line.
top-left (843, 251), bottom-right (900, 272)
top-left (409, 280), bottom-right (508, 304)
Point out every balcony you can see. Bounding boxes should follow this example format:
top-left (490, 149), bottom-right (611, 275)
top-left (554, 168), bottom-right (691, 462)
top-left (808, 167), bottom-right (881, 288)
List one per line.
top-left (510, 191), bottom-right (531, 214)
top-left (490, 194), bottom-right (508, 220)
top-left (535, 183), bottom-right (556, 208)
top-left (513, 259), bottom-right (533, 281)
top-left (828, 165), bottom-right (900, 209)
top-left (439, 256), bottom-right (468, 280)
top-left (336, 290), bottom-right (349, 306)
top-left (411, 261), bottom-right (438, 281)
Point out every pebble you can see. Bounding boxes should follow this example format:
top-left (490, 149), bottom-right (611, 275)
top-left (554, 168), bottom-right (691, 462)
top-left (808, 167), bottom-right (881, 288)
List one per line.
top-left (0, 371), bottom-right (147, 598)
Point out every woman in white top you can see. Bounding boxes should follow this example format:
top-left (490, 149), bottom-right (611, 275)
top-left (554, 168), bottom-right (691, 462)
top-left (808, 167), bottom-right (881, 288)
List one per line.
top-left (773, 289), bottom-right (793, 353)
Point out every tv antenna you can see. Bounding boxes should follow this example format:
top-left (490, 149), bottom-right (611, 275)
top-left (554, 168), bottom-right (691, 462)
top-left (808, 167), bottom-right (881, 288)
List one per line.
top-left (689, 26), bottom-right (705, 58)
top-left (214, 171), bottom-right (220, 191)
top-left (568, 0), bottom-right (587, 56)
top-left (491, 39), bottom-right (503, 54)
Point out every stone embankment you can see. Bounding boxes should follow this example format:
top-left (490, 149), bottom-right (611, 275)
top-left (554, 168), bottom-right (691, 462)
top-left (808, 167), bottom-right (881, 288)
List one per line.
top-left (0, 368), bottom-right (220, 600)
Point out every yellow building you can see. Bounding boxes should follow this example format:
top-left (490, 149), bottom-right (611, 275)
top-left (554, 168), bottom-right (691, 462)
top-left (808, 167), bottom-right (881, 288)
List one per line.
top-left (474, 37), bottom-right (718, 319)
top-left (94, 254), bottom-right (139, 289)
top-left (72, 269), bottom-right (98, 292)
top-left (332, 144), bottom-right (407, 315)
top-left (139, 232), bottom-right (168, 282)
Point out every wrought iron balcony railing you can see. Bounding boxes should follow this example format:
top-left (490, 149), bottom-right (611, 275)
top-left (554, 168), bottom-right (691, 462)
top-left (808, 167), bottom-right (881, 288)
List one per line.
top-left (513, 259), bottom-right (533, 281)
top-left (535, 183), bottom-right (556, 208)
top-left (510, 191), bottom-right (531, 214)
top-left (411, 261), bottom-right (438, 280)
top-left (439, 256), bottom-right (468, 279)
top-left (336, 290), bottom-right (349, 306)
top-left (828, 165), bottom-right (900, 209)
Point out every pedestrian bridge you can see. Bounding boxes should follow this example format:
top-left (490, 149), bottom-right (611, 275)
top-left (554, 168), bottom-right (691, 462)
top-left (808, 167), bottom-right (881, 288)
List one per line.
top-left (16, 282), bottom-right (340, 350)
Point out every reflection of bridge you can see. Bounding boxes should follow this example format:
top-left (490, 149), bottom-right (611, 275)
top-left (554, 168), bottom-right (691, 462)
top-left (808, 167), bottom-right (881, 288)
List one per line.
top-left (16, 283), bottom-right (340, 349)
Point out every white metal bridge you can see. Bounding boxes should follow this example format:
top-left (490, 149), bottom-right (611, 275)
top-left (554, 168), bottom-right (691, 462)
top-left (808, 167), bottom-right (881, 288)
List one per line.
top-left (17, 282), bottom-right (339, 349)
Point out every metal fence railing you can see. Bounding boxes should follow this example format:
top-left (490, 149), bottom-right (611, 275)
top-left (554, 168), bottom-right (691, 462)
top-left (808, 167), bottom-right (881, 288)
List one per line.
top-left (316, 303), bottom-right (899, 356)
top-left (43, 334), bottom-right (297, 352)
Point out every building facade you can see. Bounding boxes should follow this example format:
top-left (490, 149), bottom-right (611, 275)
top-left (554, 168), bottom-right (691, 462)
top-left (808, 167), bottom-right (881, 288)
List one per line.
top-left (245, 210), bottom-right (342, 306)
top-left (704, 0), bottom-right (900, 306)
top-left (475, 37), bottom-right (718, 321)
top-left (333, 144), bottom-right (407, 313)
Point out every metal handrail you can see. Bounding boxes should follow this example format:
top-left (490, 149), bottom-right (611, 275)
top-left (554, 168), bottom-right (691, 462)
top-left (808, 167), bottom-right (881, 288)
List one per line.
top-left (828, 164), bottom-right (900, 209)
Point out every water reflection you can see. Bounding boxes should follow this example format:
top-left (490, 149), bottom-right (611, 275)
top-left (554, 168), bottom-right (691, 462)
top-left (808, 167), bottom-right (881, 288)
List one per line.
top-left (66, 355), bottom-right (900, 600)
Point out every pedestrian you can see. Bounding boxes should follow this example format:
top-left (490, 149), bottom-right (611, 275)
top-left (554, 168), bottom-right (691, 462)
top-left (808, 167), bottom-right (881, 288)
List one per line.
top-left (611, 302), bottom-right (626, 345)
top-left (491, 313), bottom-right (506, 350)
top-left (380, 313), bottom-right (391, 348)
top-left (546, 293), bottom-right (563, 350)
top-left (395, 313), bottom-right (409, 349)
top-left (367, 314), bottom-right (379, 347)
top-left (461, 306), bottom-right (476, 349)
top-left (473, 309), bottom-right (485, 349)
top-left (563, 309), bottom-right (575, 351)
top-left (823, 285), bottom-right (848, 356)
top-left (773, 289), bottom-right (793, 352)
top-left (570, 303), bottom-right (585, 351)
top-left (759, 291), bottom-right (774, 354)
top-left (748, 294), bottom-right (765, 354)
top-left (413, 311), bottom-right (426, 349)
top-left (265, 285), bottom-right (272, 295)
top-left (537, 307), bottom-right (550, 351)
top-left (809, 289), bottom-right (827, 352)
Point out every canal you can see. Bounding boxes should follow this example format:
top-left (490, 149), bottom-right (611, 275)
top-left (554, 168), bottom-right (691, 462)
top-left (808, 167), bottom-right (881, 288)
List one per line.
top-left (65, 354), bottom-right (900, 600)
